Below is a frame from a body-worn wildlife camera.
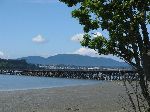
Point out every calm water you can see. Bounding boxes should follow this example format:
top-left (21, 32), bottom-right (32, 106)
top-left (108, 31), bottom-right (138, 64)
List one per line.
top-left (0, 74), bottom-right (101, 91)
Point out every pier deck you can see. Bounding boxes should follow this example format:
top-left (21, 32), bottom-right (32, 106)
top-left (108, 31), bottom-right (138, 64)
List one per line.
top-left (0, 69), bottom-right (137, 80)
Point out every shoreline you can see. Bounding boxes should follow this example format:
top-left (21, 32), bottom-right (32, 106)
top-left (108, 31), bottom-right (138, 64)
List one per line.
top-left (0, 81), bottom-right (127, 112)
top-left (0, 83), bottom-right (101, 92)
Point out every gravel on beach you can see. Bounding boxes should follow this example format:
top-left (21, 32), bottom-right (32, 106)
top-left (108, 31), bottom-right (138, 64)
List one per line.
top-left (0, 81), bottom-right (128, 112)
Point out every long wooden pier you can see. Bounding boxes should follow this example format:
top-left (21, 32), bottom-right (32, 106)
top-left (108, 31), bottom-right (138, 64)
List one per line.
top-left (0, 69), bottom-right (138, 81)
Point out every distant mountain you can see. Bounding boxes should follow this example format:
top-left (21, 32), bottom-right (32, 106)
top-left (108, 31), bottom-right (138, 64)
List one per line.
top-left (19, 54), bottom-right (130, 68)
top-left (18, 56), bottom-right (46, 65)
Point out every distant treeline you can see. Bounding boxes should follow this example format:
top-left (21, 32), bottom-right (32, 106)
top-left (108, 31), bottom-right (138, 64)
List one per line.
top-left (0, 59), bottom-right (38, 70)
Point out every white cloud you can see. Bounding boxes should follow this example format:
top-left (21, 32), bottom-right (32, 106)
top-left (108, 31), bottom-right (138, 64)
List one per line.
top-left (71, 33), bottom-right (84, 42)
top-left (0, 51), bottom-right (5, 58)
top-left (32, 35), bottom-right (46, 43)
top-left (73, 47), bottom-right (123, 61)
top-left (71, 32), bottom-right (103, 43)
top-left (74, 47), bottom-right (99, 57)
top-left (93, 32), bottom-right (103, 38)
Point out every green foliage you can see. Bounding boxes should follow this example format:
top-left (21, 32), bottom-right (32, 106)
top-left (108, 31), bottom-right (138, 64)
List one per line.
top-left (60, 0), bottom-right (150, 69)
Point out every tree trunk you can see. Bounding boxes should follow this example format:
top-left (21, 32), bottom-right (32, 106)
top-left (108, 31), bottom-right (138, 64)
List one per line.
top-left (138, 70), bottom-right (150, 109)
top-left (143, 54), bottom-right (150, 81)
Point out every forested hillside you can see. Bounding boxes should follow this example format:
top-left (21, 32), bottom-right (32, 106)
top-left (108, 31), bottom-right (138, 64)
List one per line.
top-left (0, 59), bottom-right (38, 70)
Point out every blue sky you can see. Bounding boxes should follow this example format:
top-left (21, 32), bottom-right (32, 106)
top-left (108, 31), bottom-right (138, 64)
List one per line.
top-left (0, 0), bottom-right (149, 61)
top-left (0, 0), bottom-right (84, 58)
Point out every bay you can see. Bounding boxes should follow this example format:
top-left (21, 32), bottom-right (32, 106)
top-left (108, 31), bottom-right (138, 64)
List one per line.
top-left (0, 74), bottom-right (101, 91)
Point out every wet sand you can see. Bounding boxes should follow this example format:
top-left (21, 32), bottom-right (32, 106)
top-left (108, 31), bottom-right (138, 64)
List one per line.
top-left (0, 81), bottom-right (128, 112)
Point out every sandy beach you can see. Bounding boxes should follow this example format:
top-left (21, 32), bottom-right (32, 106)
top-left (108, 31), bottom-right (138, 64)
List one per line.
top-left (0, 81), bottom-right (128, 112)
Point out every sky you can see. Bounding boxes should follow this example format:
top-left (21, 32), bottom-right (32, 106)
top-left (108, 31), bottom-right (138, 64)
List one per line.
top-left (0, 0), bottom-right (149, 61)
top-left (0, 0), bottom-right (83, 58)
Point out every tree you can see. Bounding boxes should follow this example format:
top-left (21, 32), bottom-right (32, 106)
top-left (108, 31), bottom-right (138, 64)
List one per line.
top-left (60, 0), bottom-right (150, 111)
